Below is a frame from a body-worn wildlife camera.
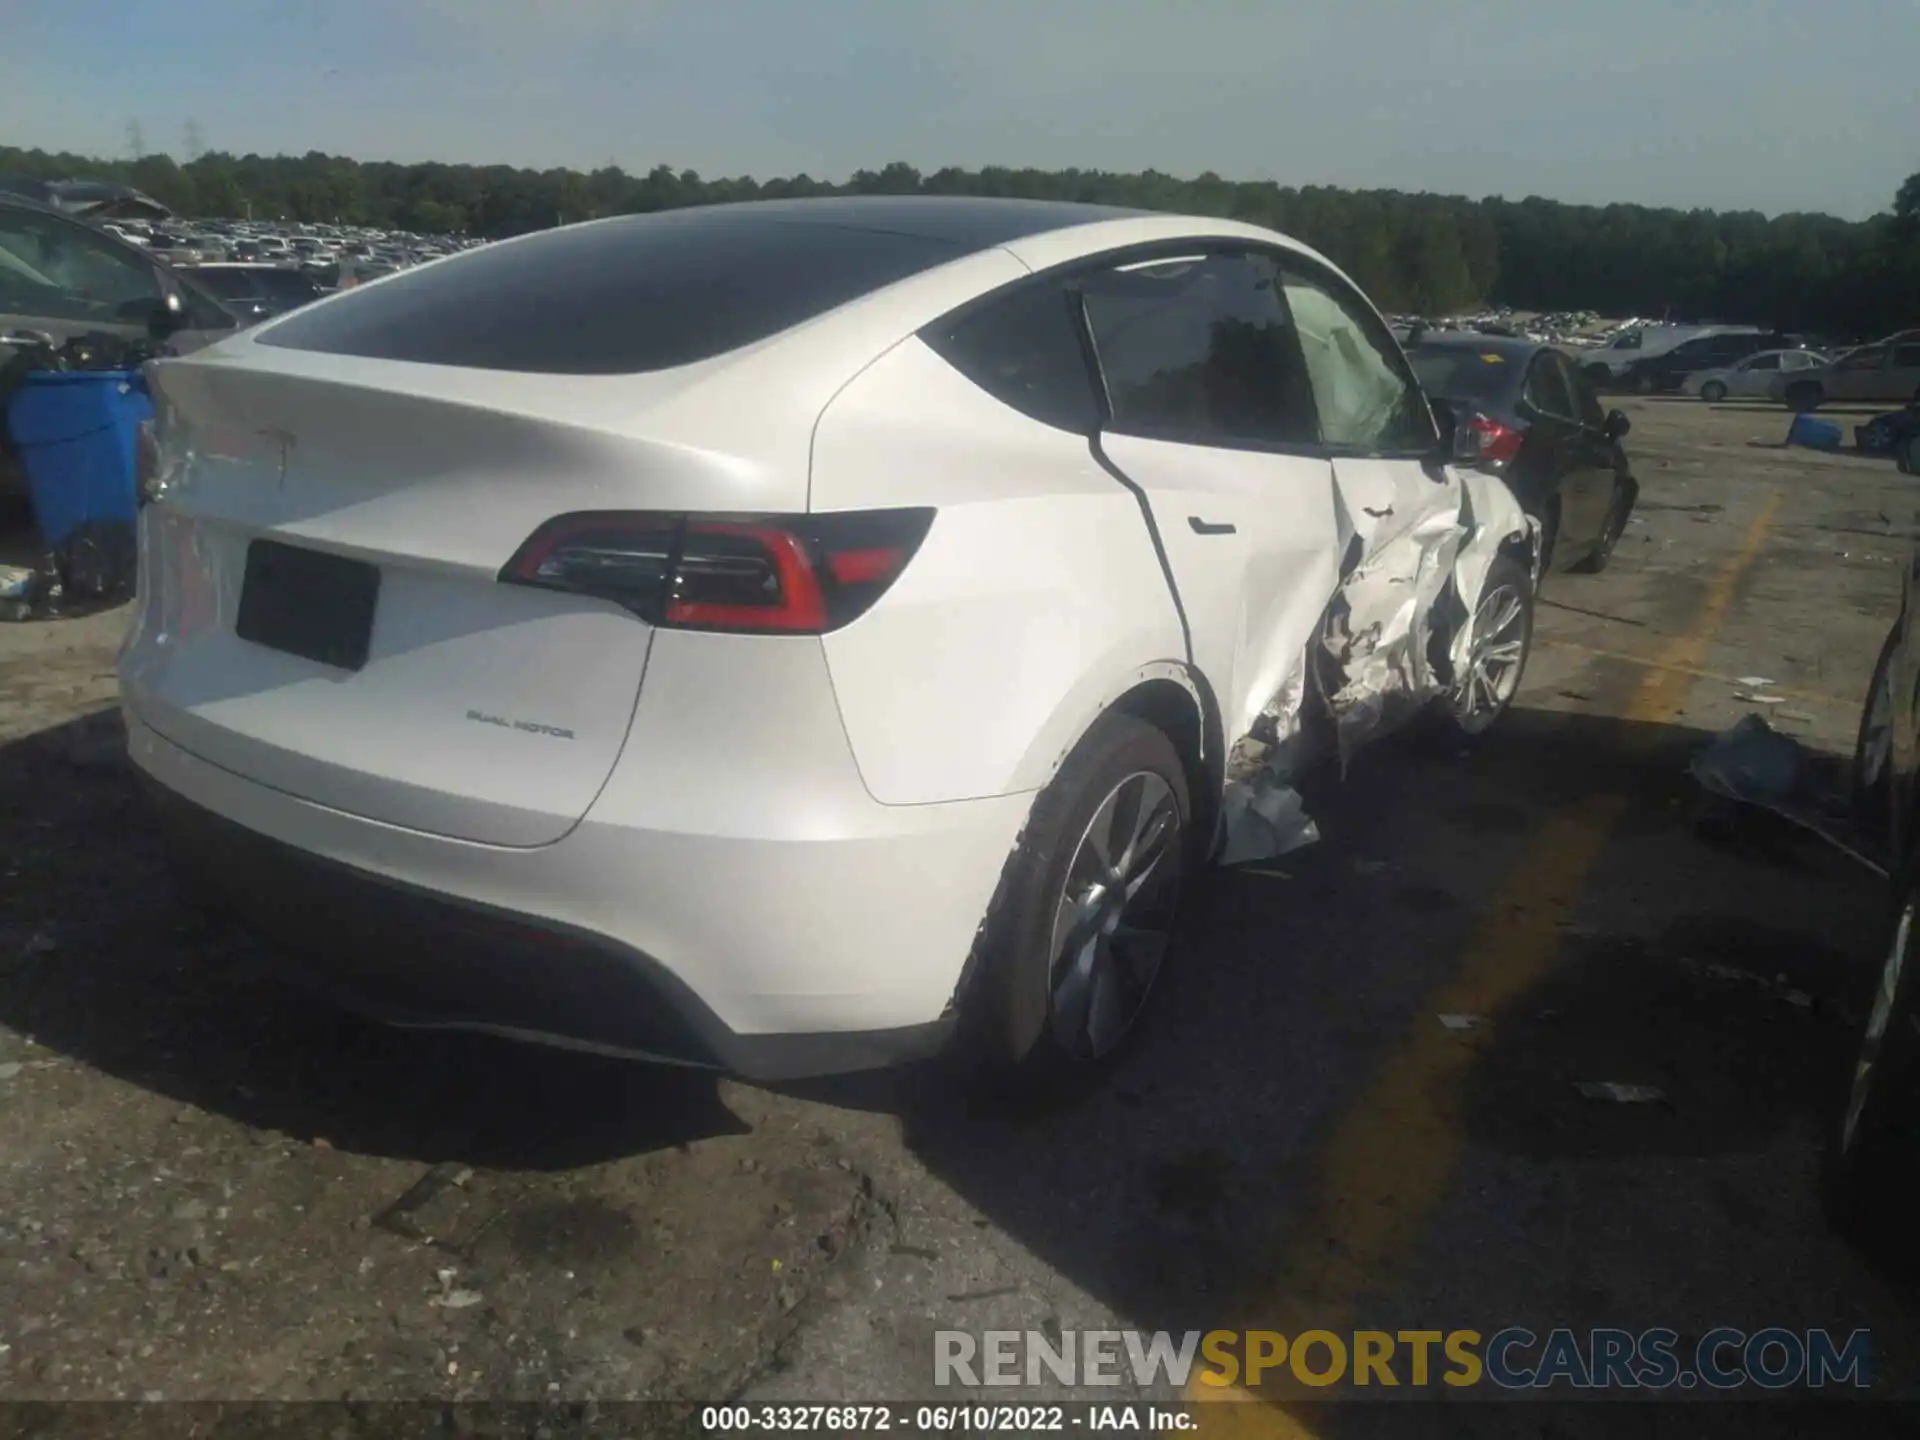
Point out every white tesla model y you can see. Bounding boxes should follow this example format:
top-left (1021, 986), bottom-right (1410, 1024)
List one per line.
top-left (121, 198), bottom-right (1536, 1084)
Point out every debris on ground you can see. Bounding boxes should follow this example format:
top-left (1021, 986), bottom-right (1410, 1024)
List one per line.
top-left (1698, 961), bottom-right (1815, 1011)
top-left (0, 564), bottom-right (58, 623)
top-left (1689, 713), bottom-right (1884, 875)
top-left (1436, 1014), bottom-right (1484, 1031)
top-left (1217, 781), bottom-right (1320, 866)
top-left (1575, 1082), bottom-right (1668, 1104)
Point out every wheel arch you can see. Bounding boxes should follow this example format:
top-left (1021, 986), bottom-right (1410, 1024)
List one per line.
top-left (1012, 661), bottom-right (1223, 837)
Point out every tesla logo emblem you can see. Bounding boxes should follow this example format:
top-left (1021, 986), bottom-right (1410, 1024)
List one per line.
top-left (259, 427), bottom-right (295, 489)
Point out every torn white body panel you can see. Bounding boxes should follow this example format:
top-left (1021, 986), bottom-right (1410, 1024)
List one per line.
top-left (1213, 462), bottom-right (1537, 866)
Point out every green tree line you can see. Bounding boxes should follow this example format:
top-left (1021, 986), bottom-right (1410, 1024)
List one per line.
top-left (5, 144), bottom-right (1916, 336)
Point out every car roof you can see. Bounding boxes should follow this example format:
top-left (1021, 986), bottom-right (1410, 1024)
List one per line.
top-left (590, 195), bottom-right (1150, 247)
top-left (1406, 334), bottom-right (1545, 362)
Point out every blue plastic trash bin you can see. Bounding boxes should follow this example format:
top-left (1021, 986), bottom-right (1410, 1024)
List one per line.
top-left (6, 369), bottom-right (151, 596)
top-left (1786, 414), bottom-right (1842, 452)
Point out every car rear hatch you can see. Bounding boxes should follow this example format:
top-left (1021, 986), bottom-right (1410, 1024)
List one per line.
top-left (123, 349), bottom-right (808, 847)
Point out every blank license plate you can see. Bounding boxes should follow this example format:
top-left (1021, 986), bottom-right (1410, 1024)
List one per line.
top-left (236, 540), bottom-right (380, 671)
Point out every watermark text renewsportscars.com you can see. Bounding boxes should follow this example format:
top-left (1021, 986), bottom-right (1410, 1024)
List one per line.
top-left (934, 1327), bottom-right (1874, 1391)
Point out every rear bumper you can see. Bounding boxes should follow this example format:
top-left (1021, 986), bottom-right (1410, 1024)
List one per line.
top-left (145, 777), bottom-right (949, 1079)
top-left (126, 707), bottom-right (1032, 1080)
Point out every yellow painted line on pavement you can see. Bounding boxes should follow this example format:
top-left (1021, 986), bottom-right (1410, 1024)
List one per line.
top-left (1538, 636), bottom-right (1850, 707)
top-left (1190, 495), bottom-right (1782, 1436)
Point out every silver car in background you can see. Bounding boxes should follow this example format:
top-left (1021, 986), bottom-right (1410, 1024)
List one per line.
top-left (1773, 331), bottom-right (1920, 412)
top-left (1686, 347), bottom-right (1828, 402)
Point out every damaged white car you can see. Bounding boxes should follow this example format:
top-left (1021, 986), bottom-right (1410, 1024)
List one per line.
top-left (121, 198), bottom-right (1537, 1088)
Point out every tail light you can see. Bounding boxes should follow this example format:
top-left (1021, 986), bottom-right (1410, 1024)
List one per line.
top-left (1458, 413), bottom-right (1524, 470)
top-left (500, 508), bottom-right (935, 635)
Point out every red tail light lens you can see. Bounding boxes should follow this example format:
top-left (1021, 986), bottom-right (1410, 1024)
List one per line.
top-left (1464, 413), bottom-right (1524, 469)
top-left (500, 508), bottom-right (934, 635)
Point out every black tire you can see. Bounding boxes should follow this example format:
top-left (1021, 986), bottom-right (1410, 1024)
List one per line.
top-left (1700, 380), bottom-right (1728, 403)
top-left (1824, 890), bottom-right (1920, 1276)
top-left (1571, 479), bottom-right (1635, 576)
top-left (1854, 623), bottom-right (1900, 856)
top-left (961, 713), bottom-right (1192, 1094)
top-left (1785, 381), bottom-right (1823, 414)
top-left (1902, 433), bottom-right (1920, 477)
top-left (1438, 553), bottom-right (1534, 738)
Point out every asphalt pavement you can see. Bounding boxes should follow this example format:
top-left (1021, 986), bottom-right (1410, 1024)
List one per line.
top-left (0, 396), bottom-right (1915, 1433)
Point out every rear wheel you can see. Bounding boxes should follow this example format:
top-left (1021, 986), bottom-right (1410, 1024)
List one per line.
top-left (1572, 484), bottom-right (1632, 575)
top-left (1785, 381), bottom-right (1823, 414)
top-left (1825, 893), bottom-right (1920, 1275)
top-left (1441, 555), bottom-right (1533, 737)
top-left (1903, 433), bottom-right (1920, 477)
top-left (1700, 380), bottom-right (1728, 403)
top-left (964, 713), bottom-right (1191, 1093)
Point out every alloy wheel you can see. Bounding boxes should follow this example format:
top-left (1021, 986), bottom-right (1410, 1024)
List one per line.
top-left (1450, 581), bottom-right (1528, 734)
top-left (1843, 901), bottom-right (1914, 1156)
top-left (1047, 771), bottom-right (1183, 1060)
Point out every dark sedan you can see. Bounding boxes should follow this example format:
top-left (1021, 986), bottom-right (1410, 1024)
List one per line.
top-left (1409, 335), bottom-right (1639, 577)
top-left (1835, 550), bottom-right (1920, 1272)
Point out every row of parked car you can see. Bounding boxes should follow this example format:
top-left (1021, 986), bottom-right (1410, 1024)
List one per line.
top-left (1588, 324), bottom-right (1920, 413)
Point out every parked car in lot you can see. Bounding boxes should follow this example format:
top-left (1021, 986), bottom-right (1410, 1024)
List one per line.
top-left (1833, 553), bottom-right (1920, 1270)
top-left (1686, 347), bottom-right (1830, 402)
top-left (2, 193), bottom-right (239, 503)
top-left (1776, 331), bottom-right (1920, 412)
top-left (1, 192), bottom-right (238, 357)
top-left (1407, 334), bottom-right (1637, 576)
top-left (179, 262), bottom-right (327, 324)
top-left (122, 198), bottom-right (1537, 1088)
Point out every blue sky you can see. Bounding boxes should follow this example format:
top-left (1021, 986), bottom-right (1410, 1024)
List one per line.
top-left (3, 0), bottom-right (1915, 219)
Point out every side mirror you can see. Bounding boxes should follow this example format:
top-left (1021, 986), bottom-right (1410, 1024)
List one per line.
top-left (1604, 409), bottom-right (1632, 441)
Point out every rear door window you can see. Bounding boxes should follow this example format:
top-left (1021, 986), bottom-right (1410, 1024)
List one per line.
top-left (258, 212), bottom-right (972, 373)
top-left (1079, 251), bottom-right (1319, 449)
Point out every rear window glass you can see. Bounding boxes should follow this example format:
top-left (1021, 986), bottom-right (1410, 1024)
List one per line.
top-left (257, 212), bottom-right (967, 374)
top-left (187, 269), bottom-right (256, 301)
top-left (921, 282), bottom-right (1100, 433)
top-left (1408, 347), bottom-right (1521, 406)
top-left (254, 269), bottom-right (321, 302)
